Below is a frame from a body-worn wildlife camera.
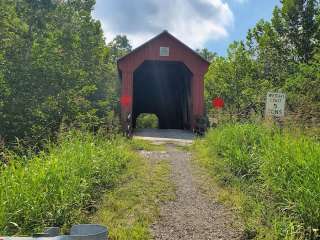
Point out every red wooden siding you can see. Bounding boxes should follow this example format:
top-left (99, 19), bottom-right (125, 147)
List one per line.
top-left (117, 31), bottom-right (209, 129)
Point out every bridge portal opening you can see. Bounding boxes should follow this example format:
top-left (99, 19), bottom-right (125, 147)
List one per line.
top-left (132, 61), bottom-right (192, 130)
top-left (136, 113), bottom-right (159, 129)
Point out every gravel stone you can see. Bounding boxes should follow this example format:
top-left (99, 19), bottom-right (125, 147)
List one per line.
top-left (149, 145), bottom-right (242, 240)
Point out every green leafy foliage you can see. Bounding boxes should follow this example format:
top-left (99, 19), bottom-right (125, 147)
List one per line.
top-left (205, 42), bottom-right (270, 118)
top-left (196, 48), bottom-right (217, 62)
top-left (136, 113), bottom-right (159, 129)
top-left (107, 35), bottom-right (132, 63)
top-left (0, 1), bottom-right (132, 149)
top-left (0, 131), bottom-right (131, 235)
top-left (285, 50), bottom-right (320, 123)
top-left (205, 0), bottom-right (320, 125)
top-left (194, 124), bottom-right (320, 239)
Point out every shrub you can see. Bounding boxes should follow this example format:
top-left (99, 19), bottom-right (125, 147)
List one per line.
top-left (260, 134), bottom-right (320, 230)
top-left (136, 114), bottom-right (158, 129)
top-left (207, 124), bottom-right (270, 179)
top-left (0, 131), bottom-right (131, 235)
top-left (197, 124), bottom-right (320, 239)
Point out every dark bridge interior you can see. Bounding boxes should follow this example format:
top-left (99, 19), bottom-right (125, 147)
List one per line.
top-left (132, 61), bottom-right (192, 129)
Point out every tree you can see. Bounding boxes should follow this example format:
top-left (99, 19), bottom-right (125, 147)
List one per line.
top-left (204, 0), bottom-right (320, 125)
top-left (281, 0), bottom-right (319, 62)
top-left (107, 35), bottom-right (132, 63)
top-left (205, 42), bottom-right (269, 118)
top-left (196, 48), bottom-right (217, 62)
top-left (247, 20), bottom-right (294, 88)
top-left (0, 0), bottom-right (122, 148)
top-left (285, 48), bottom-right (320, 122)
top-left (0, 1), bottom-right (19, 110)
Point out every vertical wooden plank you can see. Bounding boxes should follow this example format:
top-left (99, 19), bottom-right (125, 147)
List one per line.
top-left (198, 73), bottom-right (205, 115)
top-left (121, 71), bottom-right (133, 127)
top-left (118, 31), bottom-right (209, 130)
top-left (191, 74), bottom-right (197, 128)
top-left (191, 73), bottom-right (205, 129)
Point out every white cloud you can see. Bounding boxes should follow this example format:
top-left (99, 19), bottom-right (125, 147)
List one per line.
top-left (234, 0), bottom-right (249, 4)
top-left (93, 0), bottom-right (234, 49)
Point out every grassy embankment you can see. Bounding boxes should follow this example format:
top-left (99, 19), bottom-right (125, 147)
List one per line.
top-left (193, 124), bottom-right (320, 240)
top-left (0, 133), bottom-right (173, 239)
top-left (92, 140), bottom-right (174, 240)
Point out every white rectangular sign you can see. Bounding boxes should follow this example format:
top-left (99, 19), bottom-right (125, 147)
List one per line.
top-left (265, 92), bottom-right (286, 117)
top-left (160, 47), bottom-right (169, 56)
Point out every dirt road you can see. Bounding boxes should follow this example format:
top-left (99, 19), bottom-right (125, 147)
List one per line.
top-left (140, 143), bottom-right (242, 240)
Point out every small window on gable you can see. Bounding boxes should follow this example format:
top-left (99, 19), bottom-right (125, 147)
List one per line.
top-left (160, 47), bottom-right (169, 57)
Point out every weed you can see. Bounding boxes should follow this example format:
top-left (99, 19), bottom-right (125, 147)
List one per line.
top-left (0, 131), bottom-right (131, 235)
top-left (193, 124), bottom-right (320, 239)
top-left (92, 147), bottom-right (174, 240)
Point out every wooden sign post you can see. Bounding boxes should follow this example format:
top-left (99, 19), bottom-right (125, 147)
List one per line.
top-left (265, 92), bottom-right (286, 118)
top-left (265, 92), bottom-right (286, 130)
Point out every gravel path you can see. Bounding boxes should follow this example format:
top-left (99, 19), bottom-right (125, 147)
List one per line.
top-left (148, 144), bottom-right (242, 240)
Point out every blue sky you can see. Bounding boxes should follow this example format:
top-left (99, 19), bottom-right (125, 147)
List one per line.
top-left (93, 0), bottom-right (280, 56)
top-left (208, 0), bottom-right (280, 55)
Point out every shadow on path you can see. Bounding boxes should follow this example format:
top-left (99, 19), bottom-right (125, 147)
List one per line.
top-left (134, 129), bottom-right (195, 145)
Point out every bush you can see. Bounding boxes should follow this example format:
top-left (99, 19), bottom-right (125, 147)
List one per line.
top-left (136, 114), bottom-right (158, 129)
top-left (196, 124), bottom-right (320, 239)
top-left (0, 131), bottom-right (131, 235)
top-left (206, 124), bottom-right (270, 179)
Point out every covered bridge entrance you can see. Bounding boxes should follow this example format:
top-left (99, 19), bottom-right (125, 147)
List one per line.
top-left (117, 31), bottom-right (209, 131)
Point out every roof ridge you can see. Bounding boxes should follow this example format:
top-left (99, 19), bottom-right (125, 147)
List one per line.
top-left (117, 30), bottom-right (210, 64)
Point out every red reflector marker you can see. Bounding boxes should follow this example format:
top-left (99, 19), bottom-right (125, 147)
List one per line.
top-left (212, 97), bottom-right (224, 109)
top-left (120, 96), bottom-right (132, 107)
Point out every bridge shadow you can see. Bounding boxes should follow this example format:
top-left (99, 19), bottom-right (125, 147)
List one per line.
top-left (133, 129), bottom-right (195, 144)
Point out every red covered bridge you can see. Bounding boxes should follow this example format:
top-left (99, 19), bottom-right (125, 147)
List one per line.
top-left (117, 31), bottom-right (209, 131)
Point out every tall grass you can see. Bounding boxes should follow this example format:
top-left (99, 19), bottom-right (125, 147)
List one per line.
top-left (0, 131), bottom-right (131, 235)
top-left (92, 140), bottom-right (175, 240)
top-left (195, 124), bottom-right (320, 239)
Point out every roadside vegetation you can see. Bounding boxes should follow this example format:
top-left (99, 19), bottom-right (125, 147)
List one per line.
top-left (136, 114), bottom-right (159, 129)
top-left (0, 131), bottom-right (132, 235)
top-left (92, 141), bottom-right (174, 240)
top-left (1, 0), bottom-right (319, 239)
top-left (0, 0), bottom-right (132, 150)
top-left (0, 1), bottom-right (173, 237)
top-left (193, 123), bottom-right (320, 239)
top-left (198, 2), bottom-right (320, 238)
top-left (205, 0), bottom-right (319, 128)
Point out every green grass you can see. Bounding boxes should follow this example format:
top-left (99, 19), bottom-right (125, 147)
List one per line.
top-left (0, 131), bottom-right (132, 235)
top-left (193, 124), bottom-right (320, 240)
top-left (128, 139), bottom-right (165, 151)
top-left (92, 144), bottom-right (175, 240)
